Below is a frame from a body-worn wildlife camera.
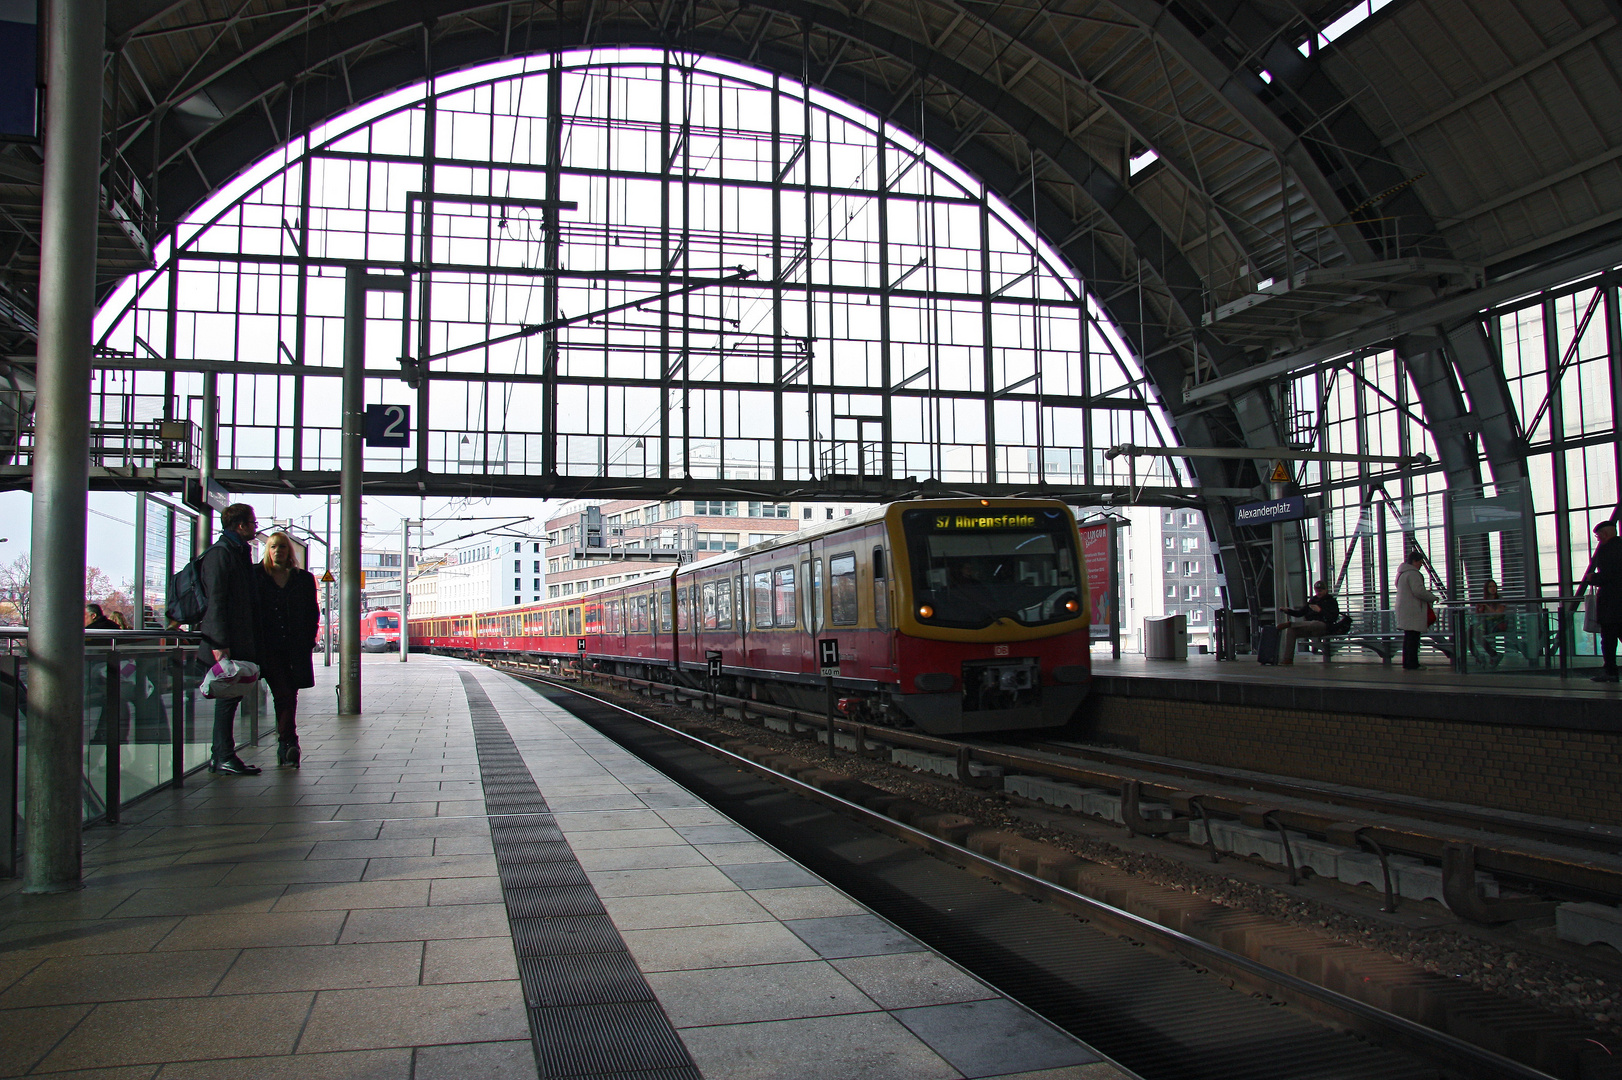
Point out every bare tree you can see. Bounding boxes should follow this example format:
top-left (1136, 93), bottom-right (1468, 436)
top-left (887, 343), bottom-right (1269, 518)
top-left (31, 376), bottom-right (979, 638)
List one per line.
top-left (0, 552), bottom-right (28, 625)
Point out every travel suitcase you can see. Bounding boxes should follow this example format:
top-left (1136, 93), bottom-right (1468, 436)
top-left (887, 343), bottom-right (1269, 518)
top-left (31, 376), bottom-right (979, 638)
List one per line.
top-left (1256, 624), bottom-right (1281, 665)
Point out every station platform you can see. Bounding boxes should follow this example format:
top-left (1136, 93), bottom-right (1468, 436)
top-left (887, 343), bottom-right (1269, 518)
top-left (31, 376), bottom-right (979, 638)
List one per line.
top-left (1089, 649), bottom-right (1621, 729)
top-left (0, 655), bottom-right (1126, 1080)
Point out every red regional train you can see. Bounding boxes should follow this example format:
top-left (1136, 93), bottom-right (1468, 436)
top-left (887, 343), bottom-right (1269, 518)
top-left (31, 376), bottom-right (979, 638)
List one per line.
top-left (359, 609), bottom-right (403, 652)
top-left (410, 499), bottom-right (1091, 734)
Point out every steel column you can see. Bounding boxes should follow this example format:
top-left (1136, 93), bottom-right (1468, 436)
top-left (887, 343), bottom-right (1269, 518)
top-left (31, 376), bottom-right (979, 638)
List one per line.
top-left (25, 0), bottom-right (107, 892)
top-left (340, 269), bottom-right (365, 715)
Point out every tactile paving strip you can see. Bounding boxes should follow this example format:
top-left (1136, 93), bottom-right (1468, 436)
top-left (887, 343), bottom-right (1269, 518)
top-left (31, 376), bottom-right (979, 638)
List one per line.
top-left (458, 671), bottom-right (700, 1080)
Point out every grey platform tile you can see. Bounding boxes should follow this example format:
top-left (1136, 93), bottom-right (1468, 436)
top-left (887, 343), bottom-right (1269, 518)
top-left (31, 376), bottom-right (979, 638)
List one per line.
top-left (574, 845), bottom-right (711, 872)
top-left (36, 992), bottom-right (313, 1071)
top-left (422, 936), bottom-right (520, 984)
top-left (747, 885), bottom-right (867, 922)
top-left (673, 824), bottom-right (757, 845)
top-left (156, 910), bottom-right (348, 951)
top-left (563, 827), bottom-right (686, 851)
top-left (782, 915), bottom-right (927, 960)
top-left (259, 821), bottom-right (384, 842)
top-left (646, 959), bottom-right (879, 1027)
top-left (214, 941), bottom-right (425, 994)
top-left (600, 891), bottom-right (774, 932)
top-left (719, 861), bottom-right (821, 891)
top-left (338, 902), bottom-right (511, 943)
top-left (894, 1000), bottom-right (1100, 1078)
top-left (104, 885), bottom-right (286, 918)
top-left (0, 916), bottom-right (182, 958)
top-left (156, 1048), bottom-right (412, 1079)
top-left (543, 793), bottom-right (652, 812)
top-left (412, 1041), bottom-right (537, 1080)
top-left (219, 859), bottom-right (368, 886)
top-left (0, 950), bottom-right (237, 1007)
top-left (330, 802), bottom-right (441, 820)
top-left (431, 834), bottom-right (494, 856)
top-left (0, 887), bottom-right (140, 923)
top-left (82, 864), bottom-right (235, 891)
top-left (553, 809), bottom-right (669, 832)
top-left (428, 877), bottom-right (505, 906)
top-left (376, 817), bottom-right (491, 840)
top-left (16, 1066), bottom-right (159, 1080)
top-left (272, 880), bottom-right (432, 912)
top-left (635, 790), bottom-right (706, 809)
top-left (585, 865), bottom-right (741, 898)
top-left (297, 979), bottom-right (530, 1052)
top-left (980, 1067), bottom-right (1132, 1080)
top-left (621, 921), bottom-right (818, 972)
top-left (359, 854), bottom-right (499, 881)
top-left (677, 1012), bottom-right (958, 1080)
top-left (308, 838), bottom-right (436, 860)
top-left (829, 954), bottom-right (1001, 1011)
top-left (0, 1003), bottom-right (94, 1076)
top-left (696, 842), bottom-right (792, 867)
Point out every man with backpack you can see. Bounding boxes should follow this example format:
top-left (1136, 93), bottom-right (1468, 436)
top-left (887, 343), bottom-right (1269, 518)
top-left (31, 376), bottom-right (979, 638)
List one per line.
top-left (196, 503), bottom-right (263, 775)
top-left (1276, 580), bottom-right (1340, 666)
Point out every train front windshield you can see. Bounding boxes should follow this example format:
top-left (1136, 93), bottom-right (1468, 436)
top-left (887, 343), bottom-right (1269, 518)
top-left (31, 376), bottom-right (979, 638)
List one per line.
top-left (375, 616), bottom-right (399, 629)
top-left (902, 508), bottom-right (1081, 629)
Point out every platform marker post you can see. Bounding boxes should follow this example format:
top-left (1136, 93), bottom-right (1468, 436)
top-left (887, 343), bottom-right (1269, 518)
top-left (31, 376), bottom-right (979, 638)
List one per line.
top-left (819, 639), bottom-right (840, 756)
top-left (705, 650), bottom-right (722, 716)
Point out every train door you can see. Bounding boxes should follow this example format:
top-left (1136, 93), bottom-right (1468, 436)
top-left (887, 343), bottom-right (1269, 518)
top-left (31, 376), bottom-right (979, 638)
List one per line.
top-left (874, 541), bottom-right (897, 670)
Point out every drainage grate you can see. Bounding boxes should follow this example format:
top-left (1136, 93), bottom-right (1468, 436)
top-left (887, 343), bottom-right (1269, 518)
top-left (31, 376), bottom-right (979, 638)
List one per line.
top-left (458, 671), bottom-right (698, 1080)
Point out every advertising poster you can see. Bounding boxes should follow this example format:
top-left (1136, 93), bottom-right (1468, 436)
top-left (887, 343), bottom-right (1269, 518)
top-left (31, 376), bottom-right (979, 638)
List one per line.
top-left (1079, 522), bottom-right (1112, 642)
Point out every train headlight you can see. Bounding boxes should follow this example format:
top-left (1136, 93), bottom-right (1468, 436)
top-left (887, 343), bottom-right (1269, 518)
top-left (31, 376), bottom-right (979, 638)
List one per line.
top-left (918, 604), bottom-right (934, 619)
top-left (1064, 599), bottom-right (1079, 613)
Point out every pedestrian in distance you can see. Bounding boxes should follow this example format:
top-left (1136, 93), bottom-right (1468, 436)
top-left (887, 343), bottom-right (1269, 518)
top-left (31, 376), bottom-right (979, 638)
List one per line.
top-left (108, 610), bottom-right (131, 630)
top-left (255, 532), bottom-right (319, 766)
top-left (84, 603), bottom-right (116, 630)
top-left (1394, 550), bottom-right (1438, 671)
top-left (1276, 580), bottom-right (1339, 665)
top-left (1587, 520), bottom-right (1622, 683)
top-left (198, 502), bottom-right (263, 775)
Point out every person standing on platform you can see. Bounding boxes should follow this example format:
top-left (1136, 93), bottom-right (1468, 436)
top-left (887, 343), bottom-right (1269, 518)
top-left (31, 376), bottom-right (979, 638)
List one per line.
top-left (1276, 580), bottom-right (1339, 665)
top-left (1395, 550), bottom-right (1437, 671)
top-left (198, 502), bottom-right (263, 775)
top-left (255, 532), bottom-right (319, 766)
top-left (1588, 520), bottom-right (1622, 683)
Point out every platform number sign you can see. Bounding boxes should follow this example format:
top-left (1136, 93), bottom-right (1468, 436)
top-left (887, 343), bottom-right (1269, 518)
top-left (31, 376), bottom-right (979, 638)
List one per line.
top-left (706, 650), bottom-right (723, 679)
top-left (364, 404), bottom-right (411, 447)
top-left (818, 638), bottom-right (840, 677)
top-left (577, 638), bottom-right (587, 654)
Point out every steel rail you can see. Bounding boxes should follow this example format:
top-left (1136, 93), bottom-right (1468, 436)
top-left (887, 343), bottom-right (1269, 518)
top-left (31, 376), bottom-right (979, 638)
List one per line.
top-left (490, 662), bottom-right (1556, 1080)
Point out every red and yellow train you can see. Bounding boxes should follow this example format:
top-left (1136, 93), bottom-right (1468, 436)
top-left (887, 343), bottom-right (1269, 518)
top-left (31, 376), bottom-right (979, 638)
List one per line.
top-left (409, 499), bottom-right (1091, 734)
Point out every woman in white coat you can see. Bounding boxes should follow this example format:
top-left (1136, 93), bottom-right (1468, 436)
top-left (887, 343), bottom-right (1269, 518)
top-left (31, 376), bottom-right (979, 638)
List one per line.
top-left (1394, 550), bottom-right (1438, 670)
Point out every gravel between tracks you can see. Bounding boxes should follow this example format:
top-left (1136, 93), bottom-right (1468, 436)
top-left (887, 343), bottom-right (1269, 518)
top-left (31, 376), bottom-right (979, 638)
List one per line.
top-left (568, 677), bottom-right (1622, 1044)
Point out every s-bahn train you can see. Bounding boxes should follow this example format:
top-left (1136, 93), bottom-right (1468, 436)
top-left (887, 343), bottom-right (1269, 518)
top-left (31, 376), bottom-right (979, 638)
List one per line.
top-left (410, 499), bottom-right (1091, 734)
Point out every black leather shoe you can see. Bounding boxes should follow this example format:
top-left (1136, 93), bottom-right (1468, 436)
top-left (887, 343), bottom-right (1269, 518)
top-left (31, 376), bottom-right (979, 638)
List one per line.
top-left (1592, 672), bottom-right (1620, 683)
top-left (277, 741), bottom-right (301, 768)
top-left (213, 756), bottom-right (261, 775)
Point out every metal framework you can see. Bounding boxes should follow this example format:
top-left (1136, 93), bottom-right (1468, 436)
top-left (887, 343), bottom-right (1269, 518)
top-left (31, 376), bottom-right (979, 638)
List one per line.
top-left (73, 50), bottom-right (1201, 508)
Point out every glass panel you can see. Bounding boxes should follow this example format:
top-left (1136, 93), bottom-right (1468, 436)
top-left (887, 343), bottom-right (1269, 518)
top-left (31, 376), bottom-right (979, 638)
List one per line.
top-left (774, 566), bottom-right (796, 628)
top-left (830, 554), bottom-right (858, 626)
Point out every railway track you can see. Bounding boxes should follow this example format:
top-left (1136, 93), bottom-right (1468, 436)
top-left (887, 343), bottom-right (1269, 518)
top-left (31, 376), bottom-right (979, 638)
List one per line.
top-left (484, 659), bottom-right (1596, 1080)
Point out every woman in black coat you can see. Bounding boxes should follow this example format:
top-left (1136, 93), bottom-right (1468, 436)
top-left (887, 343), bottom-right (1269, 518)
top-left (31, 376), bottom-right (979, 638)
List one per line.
top-left (255, 533), bottom-right (320, 766)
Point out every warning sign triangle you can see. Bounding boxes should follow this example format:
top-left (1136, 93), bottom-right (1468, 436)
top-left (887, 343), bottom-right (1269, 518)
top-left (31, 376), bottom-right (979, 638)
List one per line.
top-left (320, 570), bottom-right (336, 583)
top-left (1270, 461), bottom-right (1292, 483)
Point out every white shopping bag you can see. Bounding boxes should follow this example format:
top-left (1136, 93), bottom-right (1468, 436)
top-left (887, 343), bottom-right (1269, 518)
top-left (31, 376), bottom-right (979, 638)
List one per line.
top-left (1585, 593), bottom-right (1601, 635)
top-left (201, 657), bottom-right (261, 699)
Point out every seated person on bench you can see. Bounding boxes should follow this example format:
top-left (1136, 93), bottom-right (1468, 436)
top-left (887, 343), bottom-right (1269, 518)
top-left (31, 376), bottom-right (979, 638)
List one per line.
top-left (1277, 581), bottom-right (1340, 665)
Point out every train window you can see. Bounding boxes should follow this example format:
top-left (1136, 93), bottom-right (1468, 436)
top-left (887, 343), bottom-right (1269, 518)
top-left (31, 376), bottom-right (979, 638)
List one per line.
top-left (873, 547), bottom-right (889, 629)
top-left (774, 566), bottom-right (796, 628)
top-left (659, 590), bottom-right (672, 632)
top-left (716, 579), bottom-right (733, 630)
top-left (753, 570), bottom-right (773, 629)
top-left (813, 558), bottom-right (823, 630)
top-left (701, 582), bottom-right (717, 629)
top-left (567, 607), bottom-right (581, 635)
top-left (677, 585), bottom-right (690, 631)
top-left (830, 553), bottom-right (858, 625)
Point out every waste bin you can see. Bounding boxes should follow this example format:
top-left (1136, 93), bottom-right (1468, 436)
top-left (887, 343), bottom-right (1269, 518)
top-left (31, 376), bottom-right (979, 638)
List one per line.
top-left (1144, 614), bottom-right (1188, 660)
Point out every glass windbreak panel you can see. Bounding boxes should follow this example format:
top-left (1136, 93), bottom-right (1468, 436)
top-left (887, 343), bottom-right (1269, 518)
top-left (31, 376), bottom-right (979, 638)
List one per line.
top-left (902, 507), bottom-right (1081, 628)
